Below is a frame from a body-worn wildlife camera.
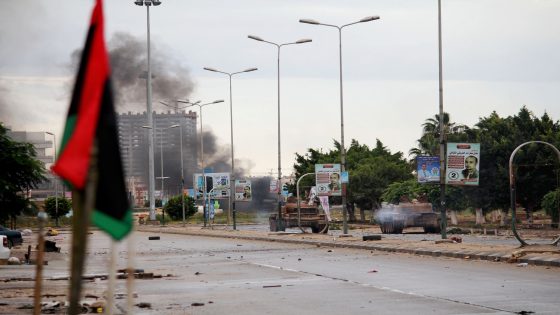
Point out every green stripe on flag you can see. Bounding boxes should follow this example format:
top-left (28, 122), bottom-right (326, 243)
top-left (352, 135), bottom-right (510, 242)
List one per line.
top-left (92, 208), bottom-right (133, 241)
top-left (59, 115), bottom-right (77, 156)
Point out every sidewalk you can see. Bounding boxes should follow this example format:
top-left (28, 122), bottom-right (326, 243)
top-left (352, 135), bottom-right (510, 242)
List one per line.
top-left (137, 224), bottom-right (560, 268)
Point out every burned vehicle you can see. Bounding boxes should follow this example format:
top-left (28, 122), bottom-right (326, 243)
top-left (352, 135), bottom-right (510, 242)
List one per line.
top-left (269, 197), bottom-right (329, 233)
top-left (375, 202), bottom-right (441, 234)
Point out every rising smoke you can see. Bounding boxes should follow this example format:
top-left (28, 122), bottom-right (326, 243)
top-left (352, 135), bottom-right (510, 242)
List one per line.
top-left (68, 32), bottom-right (261, 203)
top-left (70, 32), bottom-right (195, 111)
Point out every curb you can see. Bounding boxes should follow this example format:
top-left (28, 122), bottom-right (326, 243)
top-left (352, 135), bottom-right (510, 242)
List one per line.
top-left (137, 227), bottom-right (560, 268)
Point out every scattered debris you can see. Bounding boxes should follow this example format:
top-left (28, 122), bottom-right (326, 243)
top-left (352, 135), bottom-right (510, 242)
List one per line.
top-left (236, 244), bottom-right (243, 246)
top-left (464, 256), bottom-right (470, 259)
top-left (263, 285), bottom-right (282, 288)
top-left (327, 249), bottom-right (333, 252)
top-left (208, 301), bottom-right (214, 304)
top-left (368, 269), bottom-right (378, 273)
top-left (17, 304), bottom-right (34, 309)
top-left (42, 294), bottom-right (65, 298)
top-left (191, 302), bottom-right (205, 306)
top-left (136, 302), bottom-right (151, 309)
top-left (148, 236), bottom-right (160, 240)
top-left (41, 301), bottom-right (62, 313)
top-left (21, 229), bottom-right (32, 236)
top-left (298, 258), bottom-right (302, 261)
top-left (195, 272), bottom-right (202, 275)
top-left (8, 257), bottom-right (21, 265)
top-left (362, 235), bottom-right (382, 241)
top-left (115, 293), bottom-right (138, 299)
top-left (517, 263), bottom-right (529, 267)
top-left (450, 236), bottom-right (462, 243)
top-left (85, 294), bottom-right (99, 299)
top-left (42, 240), bottom-right (61, 252)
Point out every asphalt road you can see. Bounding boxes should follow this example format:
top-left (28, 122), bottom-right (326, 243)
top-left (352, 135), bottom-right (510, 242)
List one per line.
top-left (109, 231), bottom-right (559, 314)
top-left (2, 230), bottom-right (559, 314)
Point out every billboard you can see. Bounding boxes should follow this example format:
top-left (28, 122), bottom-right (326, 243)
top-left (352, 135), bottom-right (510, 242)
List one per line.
top-left (235, 179), bottom-right (252, 202)
top-left (416, 156), bottom-right (440, 183)
top-left (269, 179), bottom-right (279, 193)
top-left (445, 143), bottom-right (480, 186)
top-left (193, 173), bottom-right (231, 199)
top-left (315, 164), bottom-right (342, 196)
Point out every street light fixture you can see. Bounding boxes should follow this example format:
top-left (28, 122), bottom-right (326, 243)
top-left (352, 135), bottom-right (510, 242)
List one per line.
top-left (203, 66), bottom-right (258, 230)
top-left (45, 132), bottom-right (59, 226)
top-left (134, 0), bottom-right (162, 222)
top-left (177, 99), bottom-right (225, 227)
top-left (248, 34), bottom-right (312, 232)
top-left (299, 15), bottom-right (379, 235)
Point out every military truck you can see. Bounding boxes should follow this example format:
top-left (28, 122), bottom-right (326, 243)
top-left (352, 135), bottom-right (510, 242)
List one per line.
top-left (269, 197), bottom-right (329, 233)
top-left (375, 202), bottom-right (441, 234)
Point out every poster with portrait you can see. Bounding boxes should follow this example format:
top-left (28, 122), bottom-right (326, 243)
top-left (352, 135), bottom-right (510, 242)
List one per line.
top-left (445, 143), bottom-right (480, 186)
top-left (315, 164), bottom-right (342, 196)
top-left (416, 156), bottom-right (440, 183)
top-left (193, 172), bottom-right (231, 199)
top-left (235, 179), bottom-right (252, 202)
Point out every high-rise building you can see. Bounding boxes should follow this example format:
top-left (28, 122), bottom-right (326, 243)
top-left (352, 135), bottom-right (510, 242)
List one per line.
top-left (6, 130), bottom-right (59, 200)
top-left (117, 110), bottom-right (198, 205)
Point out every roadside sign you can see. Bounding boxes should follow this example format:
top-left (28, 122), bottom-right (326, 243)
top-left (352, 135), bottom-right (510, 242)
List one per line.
top-left (193, 173), bottom-right (231, 199)
top-left (446, 143), bottom-right (480, 186)
top-left (417, 156), bottom-right (440, 183)
top-left (315, 164), bottom-right (342, 196)
top-left (235, 179), bottom-right (252, 202)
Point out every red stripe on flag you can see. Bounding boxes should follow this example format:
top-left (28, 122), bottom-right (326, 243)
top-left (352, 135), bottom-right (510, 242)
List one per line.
top-left (52, 0), bottom-right (110, 189)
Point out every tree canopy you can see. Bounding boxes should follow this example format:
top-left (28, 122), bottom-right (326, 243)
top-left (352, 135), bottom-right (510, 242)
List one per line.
top-left (0, 123), bottom-right (47, 224)
top-left (404, 107), bottom-right (560, 215)
top-left (290, 139), bottom-right (412, 211)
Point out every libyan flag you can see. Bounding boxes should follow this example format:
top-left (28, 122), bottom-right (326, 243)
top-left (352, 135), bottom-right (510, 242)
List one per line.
top-left (52, 0), bottom-right (132, 241)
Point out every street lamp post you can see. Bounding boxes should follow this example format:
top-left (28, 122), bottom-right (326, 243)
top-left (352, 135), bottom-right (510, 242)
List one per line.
top-left (248, 35), bottom-right (312, 232)
top-left (203, 66), bottom-right (258, 230)
top-left (142, 124), bottom-right (177, 225)
top-left (300, 16), bottom-right (379, 235)
top-left (134, 0), bottom-right (162, 222)
top-left (437, 0), bottom-right (448, 239)
top-left (177, 100), bottom-right (225, 227)
top-left (45, 132), bottom-right (58, 226)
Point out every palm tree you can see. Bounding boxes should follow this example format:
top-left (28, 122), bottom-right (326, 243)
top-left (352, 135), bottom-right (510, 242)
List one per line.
top-left (409, 113), bottom-right (468, 160)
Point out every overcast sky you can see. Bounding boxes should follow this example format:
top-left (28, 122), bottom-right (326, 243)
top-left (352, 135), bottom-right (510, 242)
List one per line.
top-left (1, 0), bottom-right (559, 176)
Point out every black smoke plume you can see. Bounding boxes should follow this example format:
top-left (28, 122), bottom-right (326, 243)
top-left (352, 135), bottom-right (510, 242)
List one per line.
top-left (71, 32), bottom-right (195, 111)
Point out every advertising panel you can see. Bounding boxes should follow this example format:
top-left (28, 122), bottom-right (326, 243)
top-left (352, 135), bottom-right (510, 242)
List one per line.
top-left (193, 173), bottom-right (231, 199)
top-left (235, 179), bottom-right (252, 202)
top-left (269, 179), bottom-right (279, 193)
top-left (416, 156), bottom-right (440, 183)
top-left (445, 143), bottom-right (480, 186)
top-left (315, 164), bottom-right (342, 196)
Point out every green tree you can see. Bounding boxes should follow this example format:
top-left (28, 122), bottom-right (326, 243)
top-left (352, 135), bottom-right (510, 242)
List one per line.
top-left (163, 195), bottom-right (197, 221)
top-left (291, 139), bottom-right (412, 221)
top-left (409, 112), bottom-right (469, 159)
top-left (541, 189), bottom-right (559, 228)
top-left (44, 196), bottom-right (72, 226)
top-left (472, 107), bottom-right (560, 218)
top-left (0, 123), bottom-right (47, 226)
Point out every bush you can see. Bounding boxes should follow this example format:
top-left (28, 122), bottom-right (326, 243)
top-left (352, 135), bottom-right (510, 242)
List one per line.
top-left (163, 195), bottom-right (197, 221)
top-left (43, 196), bottom-right (72, 224)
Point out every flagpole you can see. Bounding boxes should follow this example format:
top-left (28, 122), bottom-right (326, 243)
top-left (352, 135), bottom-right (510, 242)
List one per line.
top-left (68, 142), bottom-right (98, 315)
top-left (32, 211), bottom-right (47, 315)
top-left (105, 241), bottom-right (117, 315)
top-left (126, 230), bottom-right (136, 314)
